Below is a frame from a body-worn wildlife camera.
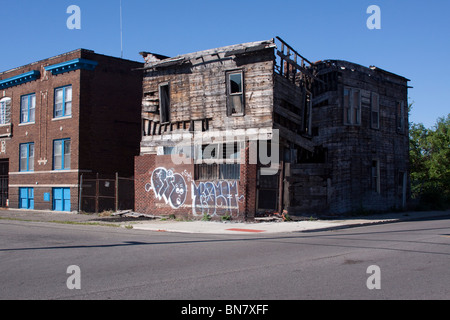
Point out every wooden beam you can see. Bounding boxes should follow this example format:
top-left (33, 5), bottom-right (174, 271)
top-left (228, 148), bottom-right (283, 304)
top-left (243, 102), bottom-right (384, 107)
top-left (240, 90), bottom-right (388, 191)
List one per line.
top-left (273, 123), bottom-right (315, 153)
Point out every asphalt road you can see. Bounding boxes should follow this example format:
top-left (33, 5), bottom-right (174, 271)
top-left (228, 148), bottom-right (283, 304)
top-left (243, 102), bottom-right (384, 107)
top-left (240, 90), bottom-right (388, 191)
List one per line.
top-left (0, 216), bottom-right (449, 301)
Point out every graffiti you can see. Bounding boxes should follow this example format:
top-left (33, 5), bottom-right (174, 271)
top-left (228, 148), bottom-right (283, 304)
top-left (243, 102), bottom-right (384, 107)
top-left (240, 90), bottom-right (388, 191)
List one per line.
top-left (191, 181), bottom-right (245, 217)
top-left (181, 169), bottom-right (192, 182)
top-left (145, 167), bottom-right (244, 217)
top-left (146, 167), bottom-right (187, 209)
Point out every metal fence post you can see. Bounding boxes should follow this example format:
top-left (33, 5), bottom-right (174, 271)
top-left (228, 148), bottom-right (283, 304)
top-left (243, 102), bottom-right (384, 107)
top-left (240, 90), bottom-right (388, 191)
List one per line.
top-left (115, 172), bottom-right (119, 212)
top-left (79, 174), bottom-right (83, 213)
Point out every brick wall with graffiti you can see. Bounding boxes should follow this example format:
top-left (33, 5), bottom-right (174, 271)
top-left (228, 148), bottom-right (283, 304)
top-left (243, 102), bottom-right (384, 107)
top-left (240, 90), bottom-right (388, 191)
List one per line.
top-left (135, 153), bottom-right (257, 220)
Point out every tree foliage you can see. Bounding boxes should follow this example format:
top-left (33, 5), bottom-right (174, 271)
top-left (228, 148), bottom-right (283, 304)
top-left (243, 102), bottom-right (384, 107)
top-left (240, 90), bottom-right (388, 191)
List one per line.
top-left (409, 113), bottom-right (450, 209)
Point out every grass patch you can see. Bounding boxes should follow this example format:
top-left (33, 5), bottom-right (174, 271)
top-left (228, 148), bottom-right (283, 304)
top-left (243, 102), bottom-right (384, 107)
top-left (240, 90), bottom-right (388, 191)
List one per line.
top-left (0, 216), bottom-right (120, 228)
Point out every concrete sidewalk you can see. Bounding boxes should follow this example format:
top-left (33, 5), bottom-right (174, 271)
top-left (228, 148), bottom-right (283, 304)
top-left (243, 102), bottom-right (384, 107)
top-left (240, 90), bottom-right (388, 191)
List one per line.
top-left (130, 210), bottom-right (450, 234)
top-left (1, 208), bottom-right (449, 234)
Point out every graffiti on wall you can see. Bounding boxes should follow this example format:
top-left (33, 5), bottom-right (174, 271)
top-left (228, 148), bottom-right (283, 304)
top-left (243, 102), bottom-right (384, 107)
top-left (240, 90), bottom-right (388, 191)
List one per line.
top-left (191, 181), bottom-right (244, 217)
top-left (145, 167), bottom-right (187, 209)
top-left (145, 167), bottom-right (245, 217)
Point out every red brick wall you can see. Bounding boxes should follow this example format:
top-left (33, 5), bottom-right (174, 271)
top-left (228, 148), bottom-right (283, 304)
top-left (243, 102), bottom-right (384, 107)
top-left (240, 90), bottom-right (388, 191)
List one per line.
top-left (78, 51), bottom-right (143, 177)
top-left (0, 49), bottom-right (143, 211)
top-left (135, 148), bottom-right (258, 221)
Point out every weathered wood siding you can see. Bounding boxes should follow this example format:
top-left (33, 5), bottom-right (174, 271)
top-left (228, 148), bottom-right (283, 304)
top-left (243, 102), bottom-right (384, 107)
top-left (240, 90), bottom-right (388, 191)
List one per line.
top-left (287, 60), bottom-right (410, 215)
top-left (140, 43), bottom-right (276, 153)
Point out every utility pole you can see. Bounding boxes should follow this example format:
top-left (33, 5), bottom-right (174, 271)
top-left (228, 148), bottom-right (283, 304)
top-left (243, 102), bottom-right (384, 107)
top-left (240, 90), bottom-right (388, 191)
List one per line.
top-left (120, 0), bottom-right (123, 58)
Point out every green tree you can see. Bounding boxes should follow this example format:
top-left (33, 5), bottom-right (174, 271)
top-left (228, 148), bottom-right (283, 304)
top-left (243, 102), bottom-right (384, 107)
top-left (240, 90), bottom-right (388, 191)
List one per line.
top-left (427, 115), bottom-right (450, 193)
top-left (409, 113), bottom-right (450, 208)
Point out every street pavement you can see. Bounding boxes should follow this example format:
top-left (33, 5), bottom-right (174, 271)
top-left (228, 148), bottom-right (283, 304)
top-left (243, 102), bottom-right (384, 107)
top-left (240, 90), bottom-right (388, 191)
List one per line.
top-left (1, 208), bottom-right (449, 234)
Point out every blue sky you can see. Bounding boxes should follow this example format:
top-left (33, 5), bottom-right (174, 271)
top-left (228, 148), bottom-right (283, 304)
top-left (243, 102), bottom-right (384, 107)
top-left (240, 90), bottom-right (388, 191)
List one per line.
top-left (0, 0), bottom-right (449, 128)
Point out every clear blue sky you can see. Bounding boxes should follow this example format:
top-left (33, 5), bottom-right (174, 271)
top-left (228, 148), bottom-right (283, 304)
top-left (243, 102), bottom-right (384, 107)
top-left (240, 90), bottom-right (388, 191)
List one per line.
top-left (0, 0), bottom-right (448, 128)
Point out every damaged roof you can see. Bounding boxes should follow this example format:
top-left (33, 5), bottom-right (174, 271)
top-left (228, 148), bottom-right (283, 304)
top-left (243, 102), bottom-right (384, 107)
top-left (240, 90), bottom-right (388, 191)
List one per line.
top-left (142, 39), bottom-right (276, 70)
top-left (315, 59), bottom-right (410, 82)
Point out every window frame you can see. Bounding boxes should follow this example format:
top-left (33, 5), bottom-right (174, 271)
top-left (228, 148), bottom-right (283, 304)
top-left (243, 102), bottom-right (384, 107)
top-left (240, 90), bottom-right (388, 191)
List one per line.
top-left (0, 97), bottom-right (11, 125)
top-left (226, 70), bottom-right (245, 116)
top-left (343, 87), bottom-right (361, 126)
top-left (19, 142), bottom-right (34, 172)
top-left (371, 92), bottom-right (380, 129)
top-left (159, 82), bottom-right (170, 124)
top-left (53, 138), bottom-right (71, 170)
top-left (53, 85), bottom-right (72, 118)
top-left (194, 163), bottom-right (241, 181)
top-left (20, 93), bottom-right (36, 124)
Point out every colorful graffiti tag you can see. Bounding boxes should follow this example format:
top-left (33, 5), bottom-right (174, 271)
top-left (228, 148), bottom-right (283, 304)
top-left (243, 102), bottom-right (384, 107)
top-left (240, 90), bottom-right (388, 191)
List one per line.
top-left (145, 167), bottom-right (187, 209)
top-left (191, 181), bottom-right (244, 217)
top-left (145, 167), bottom-right (245, 217)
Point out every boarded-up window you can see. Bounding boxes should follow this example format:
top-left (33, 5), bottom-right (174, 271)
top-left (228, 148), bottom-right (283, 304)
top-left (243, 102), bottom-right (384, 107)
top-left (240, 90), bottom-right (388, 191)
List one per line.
top-left (159, 83), bottom-right (170, 123)
top-left (227, 71), bottom-right (244, 116)
top-left (371, 92), bottom-right (380, 129)
top-left (343, 87), bottom-right (361, 125)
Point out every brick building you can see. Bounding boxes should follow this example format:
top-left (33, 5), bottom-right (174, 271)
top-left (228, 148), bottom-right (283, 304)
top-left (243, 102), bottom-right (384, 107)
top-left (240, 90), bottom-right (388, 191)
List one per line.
top-left (134, 37), bottom-right (410, 220)
top-left (0, 49), bottom-right (143, 212)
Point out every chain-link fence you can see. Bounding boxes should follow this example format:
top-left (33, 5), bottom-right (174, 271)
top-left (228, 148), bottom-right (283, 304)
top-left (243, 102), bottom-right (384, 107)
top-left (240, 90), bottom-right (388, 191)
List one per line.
top-left (79, 173), bottom-right (134, 213)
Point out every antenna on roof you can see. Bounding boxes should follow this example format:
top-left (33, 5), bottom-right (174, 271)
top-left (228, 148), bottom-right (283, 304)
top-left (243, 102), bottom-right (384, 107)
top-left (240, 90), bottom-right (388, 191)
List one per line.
top-left (120, 0), bottom-right (123, 58)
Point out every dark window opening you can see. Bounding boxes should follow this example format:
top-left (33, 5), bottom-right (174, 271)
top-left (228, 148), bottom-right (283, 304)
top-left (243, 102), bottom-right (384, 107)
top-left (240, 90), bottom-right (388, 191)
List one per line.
top-left (371, 92), bottom-right (380, 129)
top-left (159, 83), bottom-right (170, 123)
top-left (195, 163), bottom-right (240, 180)
top-left (227, 71), bottom-right (244, 116)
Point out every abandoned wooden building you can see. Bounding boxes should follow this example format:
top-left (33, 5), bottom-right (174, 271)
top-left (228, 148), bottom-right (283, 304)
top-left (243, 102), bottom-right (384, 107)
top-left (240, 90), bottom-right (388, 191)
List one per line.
top-left (134, 37), bottom-right (410, 219)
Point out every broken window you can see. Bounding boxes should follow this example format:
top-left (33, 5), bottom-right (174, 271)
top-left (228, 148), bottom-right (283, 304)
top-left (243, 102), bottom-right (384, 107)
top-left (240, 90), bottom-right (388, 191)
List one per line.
top-left (371, 160), bottom-right (380, 193)
top-left (343, 87), bottom-right (361, 125)
top-left (371, 92), bottom-right (380, 129)
top-left (396, 101), bottom-right (405, 134)
top-left (196, 142), bottom-right (242, 162)
top-left (226, 71), bottom-right (244, 116)
top-left (195, 163), bottom-right (240, 180)
top-left (159, 83), bottom-right (170, 123)
top-left (194, 142), bottom-right (242, 180)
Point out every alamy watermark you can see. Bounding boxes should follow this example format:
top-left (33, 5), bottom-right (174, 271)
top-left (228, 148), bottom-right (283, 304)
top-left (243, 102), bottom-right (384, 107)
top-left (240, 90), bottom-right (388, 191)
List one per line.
top-left (66, 265), bottom-right (81, 290)
top-left (67, 5), bottom-right (81, 30)
top-left (366, 265), bottom-right (381, 290)
top-left (367, 5), bottom-right (381, 30)
top-left (165, 129), bottom-right (280, 176)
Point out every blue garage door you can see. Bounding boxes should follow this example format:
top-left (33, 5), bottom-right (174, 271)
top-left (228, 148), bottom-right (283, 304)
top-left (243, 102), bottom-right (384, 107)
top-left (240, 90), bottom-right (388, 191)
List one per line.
top-left (19, 187), bottom-right (34, 209)
top-left (53, 187), bottom-right (71, 212)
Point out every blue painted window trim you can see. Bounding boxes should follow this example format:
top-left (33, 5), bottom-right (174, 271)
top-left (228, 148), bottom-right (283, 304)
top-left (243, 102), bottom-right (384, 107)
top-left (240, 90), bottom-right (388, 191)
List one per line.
top-left (20, 93), bottom-right (36, 124)
top-left (53, 85), bottom-right (72, 118)
top-left (0, 70), bottom-right (40, 89)
top-left (53, 138), bottom-right (71, 170)
top-left (44, 58), bottom-right (98, 75)
top-left (19, 142), bottom-right (34, 172)
top-left (19, 187), bottom-right (34, 209)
